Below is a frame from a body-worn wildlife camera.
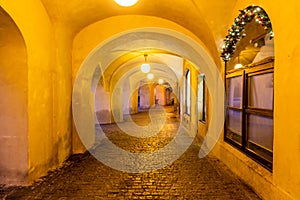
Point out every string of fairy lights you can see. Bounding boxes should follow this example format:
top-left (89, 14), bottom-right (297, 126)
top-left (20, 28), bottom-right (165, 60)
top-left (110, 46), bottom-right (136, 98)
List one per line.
top-left (221, 5), bottom-right (274, 61)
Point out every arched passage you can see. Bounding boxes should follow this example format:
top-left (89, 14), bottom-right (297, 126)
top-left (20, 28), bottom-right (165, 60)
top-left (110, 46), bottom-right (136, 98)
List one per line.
top-left (0, 7), bottom-right (28, 185)
top-left (109, 54), bottom-right (180, 121)
top-left (72, 28), bottom-right (225, 165)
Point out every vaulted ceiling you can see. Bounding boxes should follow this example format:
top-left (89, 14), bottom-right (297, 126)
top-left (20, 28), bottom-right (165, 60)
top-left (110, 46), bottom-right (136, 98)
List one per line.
top-left (41, 0), bottom-right (241, 88)
top-left (41, 0), bottom-right (238, 57)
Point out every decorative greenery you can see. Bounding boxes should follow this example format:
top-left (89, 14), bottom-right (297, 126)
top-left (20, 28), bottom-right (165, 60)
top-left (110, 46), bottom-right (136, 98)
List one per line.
top-left (221, 5), bottom-right (274, 61)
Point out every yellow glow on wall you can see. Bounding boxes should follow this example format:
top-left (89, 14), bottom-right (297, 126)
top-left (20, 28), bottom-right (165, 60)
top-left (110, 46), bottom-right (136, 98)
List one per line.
top-left (114, 0), bottom-right (139, 7)
top-left (158, 79), bottom-right (164, 84)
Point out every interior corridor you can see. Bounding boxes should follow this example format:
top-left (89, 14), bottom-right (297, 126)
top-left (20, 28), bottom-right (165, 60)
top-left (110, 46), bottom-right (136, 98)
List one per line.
top-left (1, 1), bottom-right (300, 200)
top-left (1, 106), bottom-right (260, 200)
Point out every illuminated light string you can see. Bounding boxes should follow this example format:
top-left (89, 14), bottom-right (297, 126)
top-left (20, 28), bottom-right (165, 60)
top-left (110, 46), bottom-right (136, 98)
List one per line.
top-left (221, 5), bottom-right (274, 61)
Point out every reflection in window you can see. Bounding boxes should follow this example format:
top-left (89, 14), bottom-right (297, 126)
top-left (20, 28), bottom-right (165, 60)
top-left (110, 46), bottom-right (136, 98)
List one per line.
top-left (198, 74), bottom-right (206, 122)
top-left (247, 114), bottom-right (273, 151)
top-left (227, 76), bottom-right (243, 108)
top-left (227, 110), bottom-right (243, 144)
top-left (248, 73), bottom-right (273, 110)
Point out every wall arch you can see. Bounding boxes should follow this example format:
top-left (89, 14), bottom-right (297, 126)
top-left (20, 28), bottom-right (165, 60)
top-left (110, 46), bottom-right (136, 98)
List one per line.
top-left (0, 6), bottom-right (28, 185)
top-left (0, 1), bottom-right (66, 184)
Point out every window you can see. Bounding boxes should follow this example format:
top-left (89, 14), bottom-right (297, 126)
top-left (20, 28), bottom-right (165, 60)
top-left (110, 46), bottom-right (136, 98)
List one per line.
top-left (225, 61), bottom-right (274, 170)
top-left (198, 73), bottom-right (206, 122)
top-left (185, 69), bottom-right (191, 115)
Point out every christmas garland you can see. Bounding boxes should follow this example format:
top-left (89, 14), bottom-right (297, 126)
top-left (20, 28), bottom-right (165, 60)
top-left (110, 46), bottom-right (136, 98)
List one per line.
top-left (221, 5), bottom-right (274, 61)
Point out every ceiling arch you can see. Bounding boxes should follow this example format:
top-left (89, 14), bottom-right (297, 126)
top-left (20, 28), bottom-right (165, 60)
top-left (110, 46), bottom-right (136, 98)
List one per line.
top-left (49, 0), bottom-right (238, 67)
top-left (110, 59), bottom-right (180, 95)
top-left (104, 52), bottom-right (182, 92)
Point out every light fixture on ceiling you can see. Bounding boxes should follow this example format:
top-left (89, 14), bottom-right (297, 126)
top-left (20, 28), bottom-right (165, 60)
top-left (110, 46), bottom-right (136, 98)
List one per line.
top-left (158, 79), bottom-right (164, 84)
top-left (114, 0), bottom-right (139, 7)
top-left (234, 63), bottom-right (243, 69)
top-left (234, 55), bottom-right (243, 69)
top-left (147, 73), bottom-right (154, 80)
top-left (141, 54), bottom-right (151, 73)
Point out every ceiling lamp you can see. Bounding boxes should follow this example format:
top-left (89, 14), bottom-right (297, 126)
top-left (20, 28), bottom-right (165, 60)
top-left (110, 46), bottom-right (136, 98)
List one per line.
top-left (234, 63), bottom-right (243, 69)
top-left (147, 73), bottom-right (154, 80)
top-left (158, 79), bottom-right (164, 84)
top-left (141, 54), bottom-right (151, 73)
top-left (234, 55), bottom-right (243, 69)
top-left (114, 0), bottom-right (139, 7)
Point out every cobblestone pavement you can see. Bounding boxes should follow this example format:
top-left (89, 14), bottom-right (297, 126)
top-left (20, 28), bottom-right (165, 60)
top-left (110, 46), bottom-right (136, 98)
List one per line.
top-left (1, 107), bottom-right (261, 200)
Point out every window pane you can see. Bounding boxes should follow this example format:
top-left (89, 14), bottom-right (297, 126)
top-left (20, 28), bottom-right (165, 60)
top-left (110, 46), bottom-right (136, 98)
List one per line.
top-left (226, 109), bottom-right (242, 144)
top-left (248, 72), bottom-right (273, 109)
top-left (247, 114), bottom-right (273, 150)
top-left (198, 74), bottom-right (206, 121)
top-left (227, 76), bottom-right (243, 108)
top-left (186, 70), bottom-right (191, 115)
top-left (247, 114), bottom-right (273, 163)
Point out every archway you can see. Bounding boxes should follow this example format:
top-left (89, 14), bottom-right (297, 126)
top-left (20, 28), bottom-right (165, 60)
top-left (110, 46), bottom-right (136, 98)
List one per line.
top-left (0, 7), bottom-right (28, 185)
top-left (72, 28), bottom-right (225, 165)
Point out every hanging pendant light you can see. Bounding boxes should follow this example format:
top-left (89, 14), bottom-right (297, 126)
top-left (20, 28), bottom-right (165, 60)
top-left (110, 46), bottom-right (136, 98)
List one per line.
top-left (234, 55), bottom-right (243, 69)
top-left (114, 0), bottom-right (139, 7)
top-left (147, 73), bottom-right (154, 80)
top-left (158, 79), bottom-right (164, 84)
top-left (141, 54), bottom-right (151, 73)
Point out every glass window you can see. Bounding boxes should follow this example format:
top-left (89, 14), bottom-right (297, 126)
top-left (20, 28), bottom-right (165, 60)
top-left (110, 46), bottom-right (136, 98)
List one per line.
top-left (248, 72), bottom-right (273, 110)
top-left (225, 65), bottom-right (274, 170)
top-left (198, 74), bottom-right (206, 122)
top-left (186, 70), bottom-right (191, 115)
top-left (227, 76), bottom-right (243, 108)
top-left (247, 114), bottom-right (273, 151)
top-left (227, 110), bottom-right (243, 144)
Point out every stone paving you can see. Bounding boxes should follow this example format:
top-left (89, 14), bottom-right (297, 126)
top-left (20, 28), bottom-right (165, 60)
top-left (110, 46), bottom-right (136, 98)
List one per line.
top-left (0, 107), bottom-right (261, 200)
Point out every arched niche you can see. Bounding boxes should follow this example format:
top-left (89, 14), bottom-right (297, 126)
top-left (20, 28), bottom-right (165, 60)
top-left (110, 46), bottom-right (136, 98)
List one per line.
top-left (0, 7), bottom-right (28, 185)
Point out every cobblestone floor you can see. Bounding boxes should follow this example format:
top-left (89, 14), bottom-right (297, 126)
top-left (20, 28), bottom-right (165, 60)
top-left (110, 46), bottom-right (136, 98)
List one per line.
top-left (1, 107), bottom-right (261, 200)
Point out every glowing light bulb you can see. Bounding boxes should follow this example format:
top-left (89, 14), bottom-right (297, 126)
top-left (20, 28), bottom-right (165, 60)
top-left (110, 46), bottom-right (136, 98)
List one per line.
top-left (114, 0), bottom-right (139, 7)
top-left (158, 79), bottom-right (164, 84)
top-left (234, 63), bottom-right (243, 69)
top-left (147, 73), bottom-right (154, 80)
top-left (141, 63), bottom-right (151, 73)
